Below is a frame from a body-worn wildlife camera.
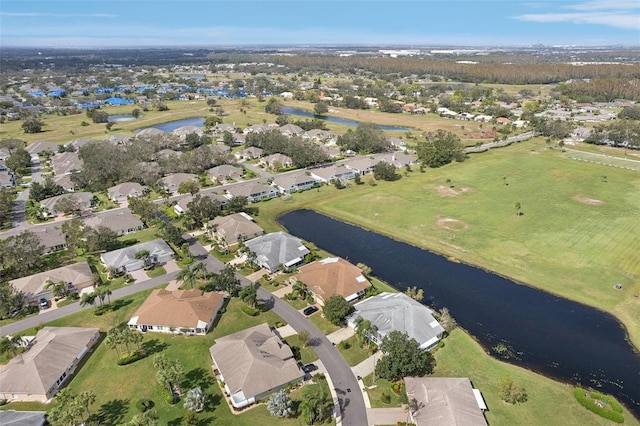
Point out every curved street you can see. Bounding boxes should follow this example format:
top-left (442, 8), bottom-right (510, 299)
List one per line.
top-left (0, 236), bottom-right (369, 426)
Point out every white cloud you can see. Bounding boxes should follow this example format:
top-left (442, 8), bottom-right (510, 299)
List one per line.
top-left (515, 12), bottom-right (640, 30)
top-left (0, 12), bottom-right (117, 18)
top-left (565, 0), bottom-right (639, 11)
top-left (514, 0), bottom-right (640, 31)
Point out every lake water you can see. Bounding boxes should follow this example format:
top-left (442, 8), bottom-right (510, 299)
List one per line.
top-left (108, 114), bottom-right (136, 122)
top-left (144, 117), bottom-right (205, 132)
top-left (279, 209), bottom-right (640, 418)
top-left (281, 106), bottom-right (411, 132)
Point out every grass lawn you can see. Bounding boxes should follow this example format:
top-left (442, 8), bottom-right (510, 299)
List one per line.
top-left (209, 249), bottom-right (236, 263)
top-left (118, 226), bottom-right (160, 246)
top-left (285, 295), bottom-right (308, 310)
top-left (146, 265), bottom-right (167, 278)
top-left (432, 328), bottom-right (640, 426)
top-left (209, 298), bottom-right (283, 339)
top-left (284, 334), bottom-right (319, 365)
top-left (336, 335), bottom-right (374, 367)
top-left (362, 376), bottom-right (408, 408)
top-left (306, 312), bottom-right (340, 335)
top-left (255, 138), bottom-right (640, 350)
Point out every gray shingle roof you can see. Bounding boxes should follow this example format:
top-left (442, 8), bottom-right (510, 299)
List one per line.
top-left (244, 231), bottom-right (309, 272)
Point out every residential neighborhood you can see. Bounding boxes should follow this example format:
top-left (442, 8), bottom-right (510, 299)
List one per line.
top-left (0, 38), bottom-right (638, 426)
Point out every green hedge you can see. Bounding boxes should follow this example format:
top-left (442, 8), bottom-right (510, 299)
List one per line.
top-left (589, 390), bottom-right (623, 413)
top-left (241, 305), bottom-right (259, 316)
top-left (574, 388), bottom-right (624, 423)
top-left (117, 350), bottom-right (145, 366)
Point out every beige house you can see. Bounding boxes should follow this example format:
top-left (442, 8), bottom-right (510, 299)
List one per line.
top-left (293, 257), bottom-right (370, 305)
top-left (207, 212), bottom-right (264, 247)
top-left (128, 289), bottom-right (225, 335)
top-left (107, 182), bottom-right (146, 204)
top-left (83, 210), bottom-right (144, 235)
top-left (404, 377), bottom-right (488, 426)
top-left (209, 323), bottom-right (304, 408)
top-left (10, 262), bottom-right (94, 306)
top-left (0, 327), bottom-right (100, 403)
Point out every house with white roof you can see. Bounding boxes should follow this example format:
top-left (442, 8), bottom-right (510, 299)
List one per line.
top-left (347, 292), bottom-right (445, 351)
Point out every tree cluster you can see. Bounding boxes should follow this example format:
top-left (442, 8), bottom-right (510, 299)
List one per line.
top-left (47, 388), bottom-right (96, 426)
top-left (0, 230), bottom-right (44, 280)
top-left (322, 295), bottom-right (354, 325)
top-left (618, 105), bottom-right (640, 120)
top-left (86, 107), bottom-right (109, 123)
top-left (0, 283), bottom-right (25, 319)
top-left (375, 330), bottom-right (436, 382)
top-left (245, 130), bottom-right (329, 168)
top-left (498, 375), bottom-right (528, 404)
top-left (373, 161), bottom-right (401, 181)
top-left (5, 147), bottom-right (31, 174)
top-left (585, 120), bottom-right (640, 148)
top-left (416, 130), bottom-right (466, 168)
top-left (0, 188), bottom-right (13, 228)
top-left (337, 123), bottom-right (390, 154)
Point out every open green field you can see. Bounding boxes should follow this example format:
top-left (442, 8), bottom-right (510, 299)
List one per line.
top-left (253, 138), bottom-right (640, 351)
top-left (433, 329), bottom-right (640, 426)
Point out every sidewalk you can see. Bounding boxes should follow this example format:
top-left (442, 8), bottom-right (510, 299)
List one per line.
top-left (326, 327), bottom-right (355, 345)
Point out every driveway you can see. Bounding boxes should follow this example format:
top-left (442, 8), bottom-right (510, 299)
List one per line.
top-left (366, 407), bottom-right (407, 426)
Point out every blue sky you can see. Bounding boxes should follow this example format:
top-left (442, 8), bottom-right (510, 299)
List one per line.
top-left (1, 0), bottom-right (638, 47)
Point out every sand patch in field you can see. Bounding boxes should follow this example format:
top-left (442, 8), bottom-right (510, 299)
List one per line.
top-left (436, 217), bottom-right (469, 231)
top-left (573, 194), bottom-right (604, 205)
top-left (435, 185), bottom-right (471, 197)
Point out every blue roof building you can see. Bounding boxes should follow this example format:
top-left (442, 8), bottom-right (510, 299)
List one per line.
top-left (104, 97), bottom-right (134, 106)
top-left (29, 91), bottom-right (45, 97)
top-left (47, 90), bottom-right (67, 97)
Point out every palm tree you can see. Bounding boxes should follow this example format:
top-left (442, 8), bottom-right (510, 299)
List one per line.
top-left (79, 292), bottom-right (97, 308)
top-left (239, 285), bottom-right (258, 308)
top-left (176, 267), bottom-right (196, 289)
top-left (192, 262), bottom-right (208, 283)
top-left (106, 326), bottom-right (124, 358)
top-left (80, 389), bottom-right (96, 417)
top-left (0, 335), bottom-right (18, 357)
top-left (45, 279), bottom-right (66, 299)
top-left (292, 281), bottom-right (309, 300)
top-left (354, 316), bottom-right (373, 347)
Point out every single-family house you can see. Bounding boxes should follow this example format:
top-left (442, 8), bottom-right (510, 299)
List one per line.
top-left (53, 174), bottom-right (76, 192)
top-left (136, 127), bottom-right (165, 138)
top-left (209, 323), bottom-right (304, 408)
top-left (279, 123), bottom-right (304, 136)
top-left (101, 239), bottom-right (174, 274)
top-left (154, 149), bottom-right (183, 161)
top-left (107, 182), bottom-right (146, 204)
top-left (0, 170), bottom-right (15, 188)
top-left (159, 173), bottom-right (198, 194)
top-left (30, 225), bottom-right (68, 253)
top-left (372, 152), bottom-right (418, 168)
top-left (260, 153), bottom-right (293, 170)
top-left (225, 182), bottom-right (278, 203)
top-left (496, 117), bottom-right (511, 125)
top-left (39, 192), bottom-right (93, 217)
top-left (0, 327), bottom-right (100, 403)
top-left (309, 164), bottom-right (355, 184)
top-left (244, 123), bottom-right (276, 134)
top-left (25, 141), bottom-right (58, 157)
top-left (244, 231), bottom-right (309, 273)
top-left (294, 257), bottom-right (371, 305)
top-left (387, 137), bottom-right (407, 150)
top-left (234, 146), bottom-right (264, 161)
top-left (215, 123), bottom-right (239, 134)
top-left (10, 261), bottom-right (93, 306)
top-left (0, 148), bottom-right (11, 161)
top-left (304, 129), bottom-right (335, 142)
top-left (207, 164), bottom-right (244, 184)
top-left (207, 212), bottom-right (264, 247)
top-left (404, 377), bottom-right (488, 426)
top-left (173, 193), bottom-right (228, 215)
top-left (173, 125), bottom-right (203, 141)
top-left (83, 210), bottom-right (144, 235)
top-left (474, 114), bottom-right (493, 123)
top-left (128, 289), bottom-right (226, 335)
top-left (347, 292), bottom-right (445, 351)
top-left (51, 152), bottom-right (82, 176)
top-left (272, 171), bottom-right (319, 194)
top-left (344, 157), bottom-right (377, 176)
top-left (104, 134), bottom-right (132, 145)
top-left (0, 411), bottom-right (47, 426)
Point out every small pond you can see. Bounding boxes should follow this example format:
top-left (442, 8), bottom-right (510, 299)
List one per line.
top-left (281, 106), bottom-right (411, 131)
top-left (141, 117), bottom-right (205, 133)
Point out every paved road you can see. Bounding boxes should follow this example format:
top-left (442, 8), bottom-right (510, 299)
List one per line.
top-left (10, 155), bottom-right (41, 230)
top-left (185, 236), bottom-right (368, 426)
top-left (0, 270), bottom-right (180, 337)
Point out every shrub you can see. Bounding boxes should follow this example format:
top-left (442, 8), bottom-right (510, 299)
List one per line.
top-left (590, 390), bottom-right (623, 413)
top-left (162, 386), bottom-right (177, 404)
top-left (381, 393), bottom-right (391, 404)
top-left (574, 388), bottom-right (624, 423)
top-left (241, 305), bottom-right (259, 316)
top-left (117, 350), bottom-right (145, 366)
top-left (339, 340), bottom-right (351, 350)
top-left (136, 399), bottom-right (153, 412)
top-left (0, 399), bottom-right (6, 406)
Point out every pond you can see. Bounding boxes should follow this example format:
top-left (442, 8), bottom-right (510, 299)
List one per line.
top-left (279, 209), bottom-right (640, 418)
top-left (107, 114), bottom-right (136, 122)
top-left (281, 106), bottom-right (411, 132)
top-left (141, 117), bottom-right (205, 133)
